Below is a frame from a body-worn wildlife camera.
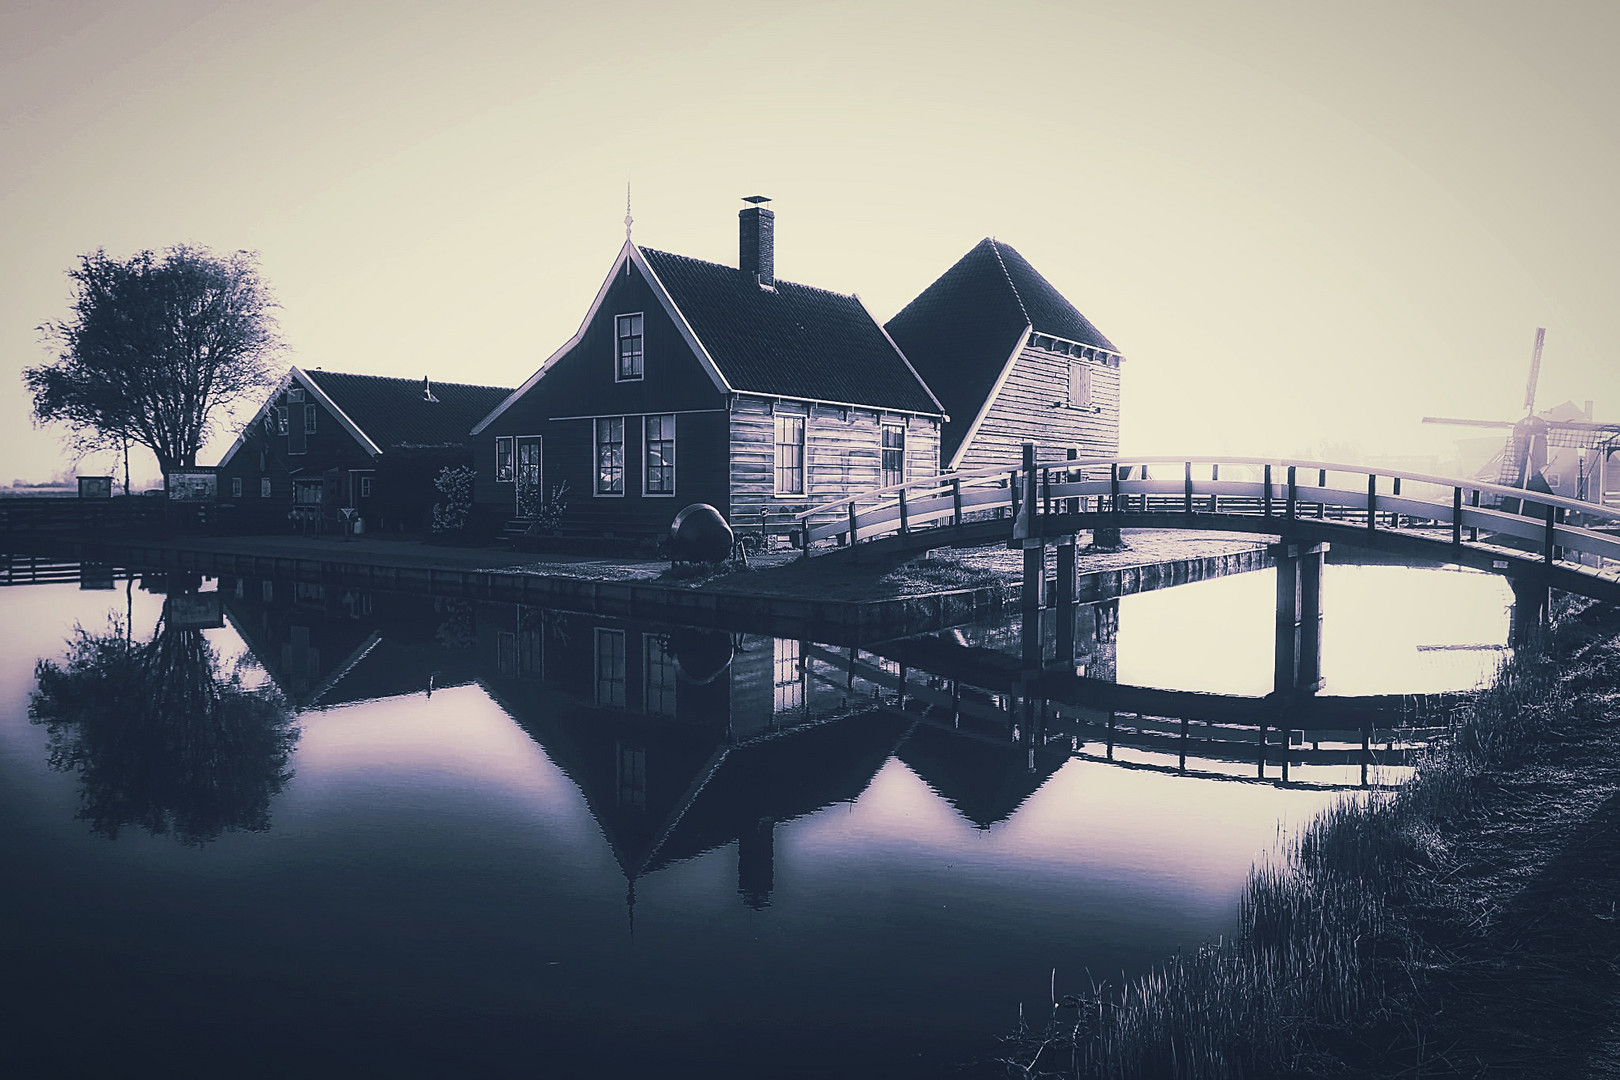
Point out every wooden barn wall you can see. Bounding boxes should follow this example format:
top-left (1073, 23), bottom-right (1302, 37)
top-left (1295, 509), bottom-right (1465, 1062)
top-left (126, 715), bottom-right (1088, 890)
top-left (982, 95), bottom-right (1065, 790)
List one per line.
top-left (953, 343), bottom-right (1121, 471)
top-left (217, 383), bottom-right (375, 523)
top-left (727, 395), bottom-right (941, 528)
top-left (474, 258), bottom-right (727, 513)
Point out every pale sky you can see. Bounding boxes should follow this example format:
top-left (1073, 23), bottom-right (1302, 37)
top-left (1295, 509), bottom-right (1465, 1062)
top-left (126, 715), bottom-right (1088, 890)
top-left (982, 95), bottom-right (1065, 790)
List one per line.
top-left (4, 0), bottom-right (1617, 483)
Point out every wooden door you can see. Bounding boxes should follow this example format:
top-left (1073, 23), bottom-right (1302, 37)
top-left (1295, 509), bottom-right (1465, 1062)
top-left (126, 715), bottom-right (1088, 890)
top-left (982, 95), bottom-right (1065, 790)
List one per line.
top-left (516, 436), bottom-right (543, 517)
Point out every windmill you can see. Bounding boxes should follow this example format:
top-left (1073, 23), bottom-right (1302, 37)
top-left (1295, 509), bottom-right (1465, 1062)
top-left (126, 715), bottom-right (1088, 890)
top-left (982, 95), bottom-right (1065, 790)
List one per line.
top-left (1424, 328), bottom-right (1620, 511)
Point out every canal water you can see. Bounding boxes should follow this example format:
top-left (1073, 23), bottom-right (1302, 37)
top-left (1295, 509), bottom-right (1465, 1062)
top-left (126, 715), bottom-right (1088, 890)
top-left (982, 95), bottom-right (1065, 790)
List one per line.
top-left (0, 561), bottom-right (1513, 1078)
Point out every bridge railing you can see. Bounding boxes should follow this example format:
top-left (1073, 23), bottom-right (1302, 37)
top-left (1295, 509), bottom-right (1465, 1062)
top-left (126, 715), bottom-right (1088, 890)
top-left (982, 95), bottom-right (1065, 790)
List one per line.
top-left (790, 454), bottom-right (1620, 576)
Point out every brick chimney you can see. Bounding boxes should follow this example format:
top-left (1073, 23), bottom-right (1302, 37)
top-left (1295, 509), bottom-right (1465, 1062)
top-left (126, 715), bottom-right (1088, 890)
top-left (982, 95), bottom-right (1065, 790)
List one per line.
top-left (739, 195), bottom-right (774, 287)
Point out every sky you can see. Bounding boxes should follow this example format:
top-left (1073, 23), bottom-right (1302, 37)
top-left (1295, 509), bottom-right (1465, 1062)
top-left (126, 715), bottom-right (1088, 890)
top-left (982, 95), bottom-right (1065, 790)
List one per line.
top-left (3, 0), bottom-right (1618, 484)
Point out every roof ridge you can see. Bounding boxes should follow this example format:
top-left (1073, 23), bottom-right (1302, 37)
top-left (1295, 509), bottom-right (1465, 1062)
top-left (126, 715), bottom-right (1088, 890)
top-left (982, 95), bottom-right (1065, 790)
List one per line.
top-left (640, 245), bottom-right (859, 301)
top-left (987, 238), bottom-right (1032, 327)
top-left (305, 369), bottom-right (510, 393)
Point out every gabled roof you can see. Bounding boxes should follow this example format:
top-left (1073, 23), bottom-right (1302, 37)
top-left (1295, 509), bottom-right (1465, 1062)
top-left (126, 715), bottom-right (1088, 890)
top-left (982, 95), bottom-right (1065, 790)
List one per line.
top-left (885, 238), bottom-right (1121, 466)
top-left (473, 242), bottom-right (943, 434)
top-left (302, 369), bottom-right (511, 449)
top-left (638, 247), bottom-right (943, 415)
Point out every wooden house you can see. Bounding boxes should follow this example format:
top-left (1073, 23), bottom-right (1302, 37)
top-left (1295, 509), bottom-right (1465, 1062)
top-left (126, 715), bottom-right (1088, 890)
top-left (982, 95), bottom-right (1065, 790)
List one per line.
top-left (469, 198), bottom-right (946, 538)
top-left (885, 238), bottom-right (1123, 471)
top-left (216, 368), bottom-right (511, 533)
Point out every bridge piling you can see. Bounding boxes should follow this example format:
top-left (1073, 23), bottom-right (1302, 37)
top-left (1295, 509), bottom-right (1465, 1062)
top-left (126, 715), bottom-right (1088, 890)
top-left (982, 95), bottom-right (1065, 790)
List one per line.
top-left (1510, 575), bottom-right (1550, 646)
top-left (1273, 542), bottom-right (1327, 696)
top-left (1054, 536), bottom-right (1077, 667)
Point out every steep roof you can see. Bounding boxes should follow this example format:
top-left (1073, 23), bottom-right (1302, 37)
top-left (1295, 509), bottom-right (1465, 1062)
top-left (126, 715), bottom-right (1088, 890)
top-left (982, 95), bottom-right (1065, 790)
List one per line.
top-left (638, 246), bottom-right (943, 415)
top-left (302, 369), bottom-right (511, 450)
top-left (885, 238), bottom-right (1120, 464)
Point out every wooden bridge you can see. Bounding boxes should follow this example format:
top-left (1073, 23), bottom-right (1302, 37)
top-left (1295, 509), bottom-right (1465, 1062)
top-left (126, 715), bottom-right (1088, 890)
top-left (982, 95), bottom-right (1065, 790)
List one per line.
top-left (792, 451), bottom-right (1620, 605)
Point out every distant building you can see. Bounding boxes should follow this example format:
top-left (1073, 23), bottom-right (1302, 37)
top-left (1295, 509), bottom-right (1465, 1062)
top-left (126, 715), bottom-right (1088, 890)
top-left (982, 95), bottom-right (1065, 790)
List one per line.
top-left (886, 238), bottom-right (1123, 472)
top-left (216, 368), bottom-right (510, 532)
top-left (469, 198), bottom-right (946, 538)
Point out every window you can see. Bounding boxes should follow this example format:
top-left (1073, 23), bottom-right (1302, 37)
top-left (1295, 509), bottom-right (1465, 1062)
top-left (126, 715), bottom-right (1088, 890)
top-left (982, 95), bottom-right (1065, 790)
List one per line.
top-left (360, 476), bottom-right (373, 498)
top-left (1068, 362), bottom-right (1093, 408)
top-left (644, 414), bottom-right (675, 495)
top-left (643, 635), bottom-right (677, 716)
top-left (262, 411), bottom-right (275, 436)
top-left (595, 628), bottom-right (627, 708)
top-left (497, 632), bottom-right (518, 677)
top-left (615, 313), bottom-right (644, 381)
top-left (774, 414), bottom-right (805, 495)
top-left (617, 742), bottom-right (646, 809)
top-left (262, 580), bottom-right (274, 602)
top-left (596, 417), bottom-right (625, 495)
top-left (495, 436), bottom-right (514, 482)
top-left (294, 481), bottom-right (322, 505)
top-left (231, 477), bottom-right (242, 499)
top-left (276, 406), bottom-right (288, 435)
top-left (260, 477), bottom-right (272, 498)
top-left (304, 404), bottom-right (317, 433)
top-left (882, 422), bottom-right (905, 487)
top-left (288, 387), bottom-right (304, 403)
top-left (773, 637), bottom-right (804, 714)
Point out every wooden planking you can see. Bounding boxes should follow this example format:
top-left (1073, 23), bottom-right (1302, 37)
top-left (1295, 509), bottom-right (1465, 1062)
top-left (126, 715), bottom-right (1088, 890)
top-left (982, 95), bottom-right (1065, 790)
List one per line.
top-left (729, 395), bottom-right (940, 527)
top-left (956, 343), bottom-right (1120, 471)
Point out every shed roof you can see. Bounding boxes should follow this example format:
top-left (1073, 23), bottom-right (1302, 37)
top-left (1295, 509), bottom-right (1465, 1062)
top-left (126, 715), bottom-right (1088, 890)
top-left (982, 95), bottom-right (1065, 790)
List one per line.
top-left (302, 370), bottom-right (511, 450)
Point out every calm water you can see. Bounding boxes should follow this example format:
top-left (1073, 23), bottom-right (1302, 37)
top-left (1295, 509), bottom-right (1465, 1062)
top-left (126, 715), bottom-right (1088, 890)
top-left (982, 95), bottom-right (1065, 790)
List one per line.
top-left (0, 561), bottom-right (1513, 1078)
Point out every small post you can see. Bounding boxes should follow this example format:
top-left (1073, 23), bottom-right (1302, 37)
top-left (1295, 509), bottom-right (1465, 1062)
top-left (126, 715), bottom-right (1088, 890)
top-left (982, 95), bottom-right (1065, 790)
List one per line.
top-left (1042, 467), bottom-right (1052, 519)
top-left (1008, 471), bottom-right (1020, 517)
top-left (898, 489), bottom-right (910, 535)
top-left (1470, 489), bottom-right (1480, 542)
top-left (952, 475), bottom-right (963, 525)
top-left (1210, 463), bottom-right (1220, 512)
top-left (1366, 474), bottom-right (1378, 533)
top-left (1066, 447), bottom-right (1080, 516)
top-left (1263, 464), bottom-right (1273, 517)
top-left (1452, 487), bottom-right (1463, 546)
top-left (1055, 536), bottom-right (1076, 667)
top-left (848, 500), bottom-right (858, 545)
top-left (1286, 465), bottom-right (1297, 520)
top-left (1110, 463), bottom-right (1121, 511)
top-left (1318, 469), bottom-right (1328, 519)
top-left (1543, 503), bottom-right (1556, 564)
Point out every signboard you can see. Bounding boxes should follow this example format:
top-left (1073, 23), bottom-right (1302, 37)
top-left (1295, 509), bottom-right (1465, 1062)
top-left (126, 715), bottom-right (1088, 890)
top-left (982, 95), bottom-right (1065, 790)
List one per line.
top-left (77, 476), bottom-right (113, 499)
top-left (165, 592), bottom-right (224, 630)
top-left (167, 471), bottom-right (217, 502)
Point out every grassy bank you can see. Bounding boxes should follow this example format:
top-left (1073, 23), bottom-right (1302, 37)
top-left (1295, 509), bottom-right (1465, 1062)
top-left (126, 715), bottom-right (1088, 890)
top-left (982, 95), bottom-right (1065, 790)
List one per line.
top-left (999, 597), bottom-right (1620, 1079)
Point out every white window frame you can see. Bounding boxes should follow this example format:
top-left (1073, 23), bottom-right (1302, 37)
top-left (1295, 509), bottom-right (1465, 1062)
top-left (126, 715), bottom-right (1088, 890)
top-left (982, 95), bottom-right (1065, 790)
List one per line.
top-left (276, 406), bottom-right (288, 435)
top-left (595, 417), bottom-right (626, 497)
top-left (594, 628), bottom-right (627, 708)
top-left (881, 420), bottom-right (906, 487)
top-left (360, 476), bottom-right (374, 498)
top-left (495, 436), bottom-right (514, 483)
top-left (614, 312), bottom-right (644, 382)
top-left (231, 477), bottom-right (242, 498)
top-left (642, 414), bottom-right (676, 497)
top-left (288, 387), bottom-right (305, 403)
top-left (304, 404), bottom-right (317, 434)
top-left (260, 477), bottom-right (272, 498)
top-left (774, 412), bottom-right (807, 496)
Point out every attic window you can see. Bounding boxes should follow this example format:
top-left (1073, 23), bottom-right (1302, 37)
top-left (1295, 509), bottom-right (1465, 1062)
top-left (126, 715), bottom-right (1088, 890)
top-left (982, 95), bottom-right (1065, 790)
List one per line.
top-left (616, 313), bottom-right (644, 381)
top-left (289, 388), bottom-right (305, 403)
top-left (1068, 362), bottom-right (1093, 408)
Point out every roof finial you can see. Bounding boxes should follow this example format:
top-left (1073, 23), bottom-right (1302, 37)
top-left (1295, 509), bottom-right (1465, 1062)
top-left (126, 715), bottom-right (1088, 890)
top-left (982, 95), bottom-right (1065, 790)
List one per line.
top-left (624, 181), bottom-right (634, 240)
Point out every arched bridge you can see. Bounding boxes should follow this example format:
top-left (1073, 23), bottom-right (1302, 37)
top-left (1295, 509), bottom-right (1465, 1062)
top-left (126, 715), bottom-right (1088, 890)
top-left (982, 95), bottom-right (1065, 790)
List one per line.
top-left (792, 453), bottom-right (1620, 604)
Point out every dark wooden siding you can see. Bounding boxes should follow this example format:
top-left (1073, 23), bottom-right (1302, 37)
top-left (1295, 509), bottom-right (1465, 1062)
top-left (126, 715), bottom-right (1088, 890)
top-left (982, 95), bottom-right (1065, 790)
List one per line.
top-left (475, 257), bottom-right (728, 516)
top-left (728, 395), bottom-right (941, 527)
top-left (217, 384), bottom-right (376, 526)
top-left (954, 342), bottom-right (1121, 471)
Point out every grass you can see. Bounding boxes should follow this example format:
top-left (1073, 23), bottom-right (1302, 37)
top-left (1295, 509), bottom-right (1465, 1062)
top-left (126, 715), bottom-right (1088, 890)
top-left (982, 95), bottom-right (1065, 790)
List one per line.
top-left (997, 596), bottom-right (1620, 1079)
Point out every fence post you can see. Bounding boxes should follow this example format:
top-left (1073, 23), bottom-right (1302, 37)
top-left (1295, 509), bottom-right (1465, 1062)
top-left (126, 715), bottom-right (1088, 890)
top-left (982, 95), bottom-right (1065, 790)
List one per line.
top-left (1184, 460), bottom-right (1194, 515)
top-left (952, 475), bottom-right (963, 525)
top-left (1263, 464), bottom-right (1273, 517)
top-left (1042, 467), bottom-right (1052, 519)
top-left (1286, 465), bottom-right (1297, 520)
top-left (1008, 471), bottom-right (1020, 518)
top-left (1452, 487), bottom-right (1463, 546)
top-left (1544, 503), bottom-right (1556, 564)
top-left (1366, 474), bottom-right (1378, 533)
top-left (1066, 447), bottom-right (1080, 516)
top-left (898, 489), bottom-right (910, 535)
top-left (1210, 463), bottom-right (1220, 512)
top-left (848, 500), bottom-right (858, 545)
top-left (1470, 489), bottom-right (1480, 542)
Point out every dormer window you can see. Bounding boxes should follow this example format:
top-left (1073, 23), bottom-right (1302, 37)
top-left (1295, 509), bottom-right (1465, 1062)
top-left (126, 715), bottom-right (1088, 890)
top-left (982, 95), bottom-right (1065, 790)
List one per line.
top-left (616, 313), bottom-right (644, 381)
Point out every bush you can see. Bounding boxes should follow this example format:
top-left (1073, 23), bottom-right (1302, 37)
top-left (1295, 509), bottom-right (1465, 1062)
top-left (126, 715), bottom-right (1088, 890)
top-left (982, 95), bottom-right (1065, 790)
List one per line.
top-left (431, 465), bottom-right (474, 536)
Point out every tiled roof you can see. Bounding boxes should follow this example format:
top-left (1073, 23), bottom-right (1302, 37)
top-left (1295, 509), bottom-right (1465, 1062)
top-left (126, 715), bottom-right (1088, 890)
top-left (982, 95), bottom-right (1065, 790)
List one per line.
top-left (639, 247), bottom-right (943, 415)
top-left (885, 238), bottom-right (1120, 463)
top-left (302, 369), bottom-right (511, 450)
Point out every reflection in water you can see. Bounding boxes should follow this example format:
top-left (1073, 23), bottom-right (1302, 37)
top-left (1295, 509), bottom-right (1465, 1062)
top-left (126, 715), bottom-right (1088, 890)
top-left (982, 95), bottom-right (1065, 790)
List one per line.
top-left (29, 594), bottom-right (296, 845)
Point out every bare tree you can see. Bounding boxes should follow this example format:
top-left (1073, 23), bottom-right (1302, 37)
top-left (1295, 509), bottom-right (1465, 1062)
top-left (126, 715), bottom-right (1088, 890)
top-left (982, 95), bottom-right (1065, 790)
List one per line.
top-left (26, 245), bottom-right (283, 480)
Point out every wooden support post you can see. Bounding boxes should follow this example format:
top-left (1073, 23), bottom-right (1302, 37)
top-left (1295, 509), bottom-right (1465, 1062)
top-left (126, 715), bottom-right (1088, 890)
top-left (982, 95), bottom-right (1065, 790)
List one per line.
top-left (1263, 464), bottom-right (1273, 517)
top-left (1286, 465), bottom-right (1297, 520)
top-left (1095, 463), bottom-right (1122, 547)
top-left (1366, 474), bottom-right (1378, 533)
top-left (1055, 537), bottom-right (1076, 667)
top-left (848, 501), bottom-right (858, 545)
top-left (1258, 721), bottom-right (1267, 779)
top-left (898, 489), bottom-right (910, 534)
top-left (1318, 469), bottom-right (1327, 519)
top-left (1066, 448), bottom-right (1080, 516)
top-left (1008, 471), bottom-right (1020, 518)
top-left (1470, 489), bottom-right (1480, 542)
top-left (1452, 488), bottom-right (1463, 546)
top-left (1179, 717), bottom-right (1187, 772)
top-left (1210, 463), bottom-right (1219, 512)
top-left (1043, 467), bottom-right (1052, 519)
top-left (1022, 541), bottom-right (1044, 669)
top-left (1543, 503), bottom-right (1557, 564)
top-left (951, 475), bottom-right (963, 526)
top-left (1184, 460), bottom-right (1194, 515)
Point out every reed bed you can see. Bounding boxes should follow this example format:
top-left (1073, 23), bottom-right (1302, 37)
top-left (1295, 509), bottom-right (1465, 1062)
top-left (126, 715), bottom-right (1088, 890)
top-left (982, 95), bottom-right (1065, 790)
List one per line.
top-left (999, 597), bottom-right (1620, 1079)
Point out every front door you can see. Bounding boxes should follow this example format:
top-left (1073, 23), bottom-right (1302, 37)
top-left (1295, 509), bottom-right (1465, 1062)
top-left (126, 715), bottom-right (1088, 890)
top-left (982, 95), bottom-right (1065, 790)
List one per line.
top-left (516, 436), bottom-right (543, 518)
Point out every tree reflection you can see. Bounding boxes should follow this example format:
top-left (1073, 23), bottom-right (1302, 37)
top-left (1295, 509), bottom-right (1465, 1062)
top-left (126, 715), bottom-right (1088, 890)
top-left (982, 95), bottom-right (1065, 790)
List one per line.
top-left (30, 612), bottom-right (297, 845)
